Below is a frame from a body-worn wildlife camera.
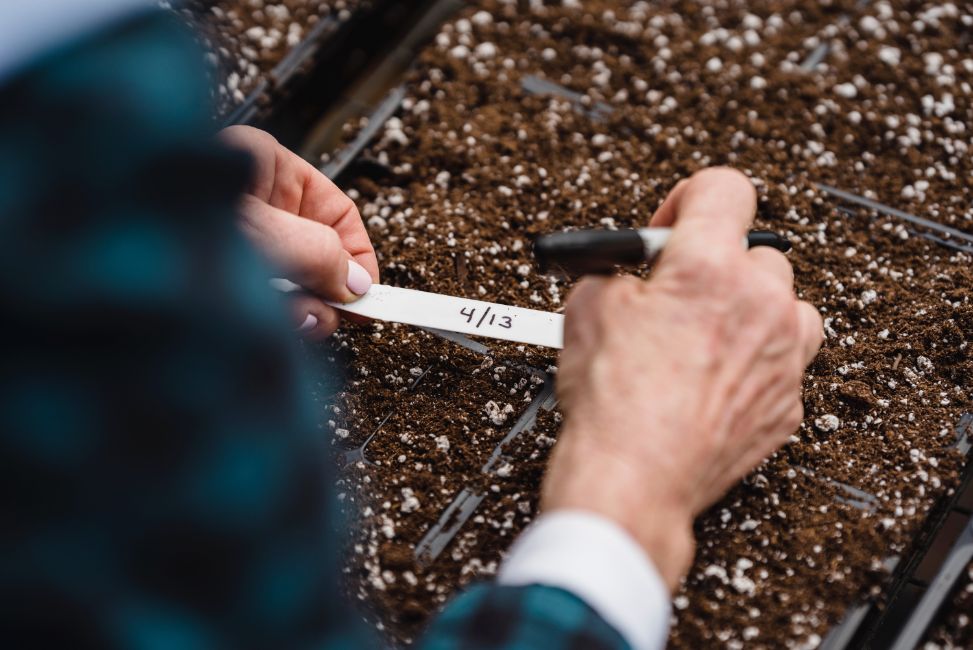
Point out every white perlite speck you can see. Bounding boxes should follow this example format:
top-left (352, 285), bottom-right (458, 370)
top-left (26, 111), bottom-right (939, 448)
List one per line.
top-left (834, 82), bottom-right (857, 98)
top-left (435, 435), bottom-right (450, 452)
top-left (471, 10), bottom-right (492, 26)
top-left (475, 42), bottom-right (497, 58)
top-left (400, 488), bottom-right (420, 513)
top-left (859, 15), bottom-right (881, 35)
top-left (335, 428), bottom-right (350, 439)
top-left (814, 414), bottom-right (840, 432)
top-left (731, 575), bottom-right (756, 595)
top-left (878, 46), bottom-right (901, 66)
top-left (485, 401), bottom-right (514, 425)
top-left (704, 565), bottom-right (728, 582)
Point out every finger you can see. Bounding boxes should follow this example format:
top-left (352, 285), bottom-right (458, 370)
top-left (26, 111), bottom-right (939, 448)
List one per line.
top-left (648, 179), bottom-right (690, 227)
top-left (270, 143), bottom-right (380, 283)
top-left (308, 188), bottom-right (381, 284)
top-left (666, 167), bottom-right (758, 252)
top-left (562, 276), bottom-right (613, 344)
top-left (292, 294), bottom-right (342, 341)
top-left (563, 276), bottom-right (613, 318)
top-left (221, 126), bottom-right (380, 284)
top-left (241, 196), bottom-right (372, 303)
top-left (747, 247), bottom-right (794, 291)
top-left (796, 301), bottom-right (824, 366)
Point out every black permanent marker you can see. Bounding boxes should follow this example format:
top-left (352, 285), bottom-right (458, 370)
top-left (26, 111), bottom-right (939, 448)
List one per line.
top-left (534, 228), bottom-right (791, 275)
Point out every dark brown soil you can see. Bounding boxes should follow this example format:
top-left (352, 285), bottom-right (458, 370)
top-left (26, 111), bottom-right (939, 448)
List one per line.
top-left (165, 0), bottom-right (360, 114)
top-left (321, 325), bottom-right (551, 637)
top-left (320, 0), bottom-right (973, 647)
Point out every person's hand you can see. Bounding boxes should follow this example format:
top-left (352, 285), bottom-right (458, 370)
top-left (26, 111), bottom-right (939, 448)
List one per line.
top-left (542, 168), bottom-right (823, 590)
top-left (221, 125), bottom-right (379, 339)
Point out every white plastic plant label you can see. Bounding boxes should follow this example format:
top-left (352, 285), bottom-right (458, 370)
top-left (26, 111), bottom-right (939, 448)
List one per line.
top-left (325, 284), bottom-right (564, 349)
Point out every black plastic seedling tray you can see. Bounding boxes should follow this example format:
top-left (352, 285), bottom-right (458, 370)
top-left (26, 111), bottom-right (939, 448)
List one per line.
top-left (297, 2), bottom-right (973, 644)
top-left (308, 0), bottom-right (464, 178)
top-left (220, 9), bottom-right (342, 128)
top-left (820, 414), bottom-right (973, 649)
top-left (816, 184), bottom-right (973, 256)
top-left (222, 0), bottom-right (444, 150)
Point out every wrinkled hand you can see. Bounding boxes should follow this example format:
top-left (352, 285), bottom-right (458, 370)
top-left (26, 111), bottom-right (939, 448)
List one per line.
top-left (542, 168), bottom-right (823, 589)
top-left (221, 125), bottom-right (379, 339)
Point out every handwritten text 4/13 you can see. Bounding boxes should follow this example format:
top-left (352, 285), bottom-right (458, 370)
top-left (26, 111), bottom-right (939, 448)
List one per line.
top-left (460, 306), bottom-right (513, 330)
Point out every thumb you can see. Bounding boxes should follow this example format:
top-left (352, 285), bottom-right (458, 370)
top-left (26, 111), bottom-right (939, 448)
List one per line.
top-left (241, 196), bottom-right (373, 303)
top-left (659, 167), bottom-right (757, 263)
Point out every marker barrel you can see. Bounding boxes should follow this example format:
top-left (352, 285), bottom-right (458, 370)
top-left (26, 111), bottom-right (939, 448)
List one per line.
top-left (534, 227), bottom-right (790, 275)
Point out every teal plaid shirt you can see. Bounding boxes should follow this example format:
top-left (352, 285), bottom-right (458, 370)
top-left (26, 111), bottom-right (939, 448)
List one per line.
top-left (0, 10), bottom-right (629, 650)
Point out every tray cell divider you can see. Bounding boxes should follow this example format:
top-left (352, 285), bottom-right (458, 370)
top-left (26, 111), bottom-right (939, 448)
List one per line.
top-left (415, 375), bottom-right (556, 565)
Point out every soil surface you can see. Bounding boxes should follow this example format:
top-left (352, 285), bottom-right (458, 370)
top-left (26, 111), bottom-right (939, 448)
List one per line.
top-left (165, 0), bottom-right (361, 115)
top-left (317, 0), bottom-right (973, 648)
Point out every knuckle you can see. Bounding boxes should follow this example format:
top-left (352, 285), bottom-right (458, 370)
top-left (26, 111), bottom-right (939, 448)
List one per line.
top-left (760, 279), bottom-right (795, 313)
top-left (601, 276), bottom-right (642, 303)
top-left (669, 248), bottom-right (733, 288)
top-left (564, 278), bottom-right (601, 316)
top-left (277, 180), bottom-right (304, 209)
top-left (774, 297), bottom-right (801, 336)
top-left (563, 277), bottom-right (644, 346)
top-left (753, 284), bottom-right (800, 339)
top-left (594, 278), bottom-right (646, 323)
top-left (681, 250), bottom-right (717, 278)
top-left (751, 247), bottom-right (791, 273)
top-left (335, 193), bottom-right (360, 223)
top-left (319, 309), bottom-right (341, 336)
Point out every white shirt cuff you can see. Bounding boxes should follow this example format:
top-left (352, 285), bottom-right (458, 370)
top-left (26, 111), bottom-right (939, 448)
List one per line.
top-left (498, 510), bottom-right (671, 650)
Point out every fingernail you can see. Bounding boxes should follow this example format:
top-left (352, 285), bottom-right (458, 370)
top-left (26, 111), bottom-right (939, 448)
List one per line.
top-left (296, 314), bottom-right (318, 333)
top-left (346, 260), bottom-right (373, 296)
